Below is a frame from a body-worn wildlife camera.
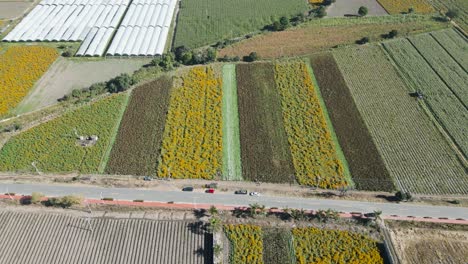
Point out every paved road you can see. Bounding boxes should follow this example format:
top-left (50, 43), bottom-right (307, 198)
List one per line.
top-left (1, 183), bottom-right (467, 219)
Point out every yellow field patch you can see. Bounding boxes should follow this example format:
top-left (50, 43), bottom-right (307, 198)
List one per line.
top-left (377, 0), bottom-right (434, 14)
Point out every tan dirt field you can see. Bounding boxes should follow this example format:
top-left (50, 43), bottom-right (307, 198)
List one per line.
top-left (388, 223), bottom-right (468, 264)
top-left (219, 20), bottom-right (448, 59)
top-left (0, 1), bottom-right (34, 19)
top-left (14, 57), bottom-right (150, 115)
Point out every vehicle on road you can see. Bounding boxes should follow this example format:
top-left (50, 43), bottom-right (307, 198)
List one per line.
top-left (206, 188), bottom-right (215, 194)
top-left (235, 190), bottom-right (248, 195)
top-left (182, 186), bottom-right (194, 192)
top-left (249, 192), bottom-right (260, 196)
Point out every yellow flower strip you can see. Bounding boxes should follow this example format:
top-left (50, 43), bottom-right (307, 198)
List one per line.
top-left (158, 66), bottom-right (222, 179)
top-left (377, 0), bottom-right (434, 14)
top-left (0, 46), bottom-right (58, 115)
top-left (292, 227), bottom-right (383, 264)
top-left (274, 61), bottom-right (346, 188)
top-left (224, 224), bottom-right (264, 264)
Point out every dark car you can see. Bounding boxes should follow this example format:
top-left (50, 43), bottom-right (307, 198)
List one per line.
top-left (182, 186), bottom-right (194, 192)
top-left (234, 189), bottom-right (248, 195)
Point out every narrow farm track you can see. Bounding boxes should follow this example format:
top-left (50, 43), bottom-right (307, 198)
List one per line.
top-left (0, 210), bottom-right (210, 264)
top-left (222, 64), bottom-right (243, 181)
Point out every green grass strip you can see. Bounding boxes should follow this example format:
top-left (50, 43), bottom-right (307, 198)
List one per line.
top-left (304, 58), bottom-right (354, 188)
top-left (99, 91), bottom-right (131, 174)
top-left (222, 64), bottom-right (243, 181)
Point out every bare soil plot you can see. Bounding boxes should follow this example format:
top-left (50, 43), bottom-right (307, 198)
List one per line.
top-left (106, 76), bottom-right (172, 176)
top-left (310, 53), bottom-right (393, 192)
top-left (219, 16), bottom-right (449, 59)
top-left (0, 210), bottom-right (212, 264)
top-left (0, 1), bottom-right (33, 19)
top-left (388, 221), bottom-right (468, 264)
top-left (326, 0), bottom-right (388, 17)
top-left (236, 63), bottom-right (294, 183)
top-left (15, 58), bottom-right (150, 115)
top-left (333, 45), bottom-right (467, 195)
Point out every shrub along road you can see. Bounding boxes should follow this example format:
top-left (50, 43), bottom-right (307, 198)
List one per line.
top-left (1, 183), bottom-right (467, 221)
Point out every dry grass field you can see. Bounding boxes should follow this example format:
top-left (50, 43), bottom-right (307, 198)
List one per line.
top-left (388, 221), bottom-right (468, 264)
top-left (0, 209), bottom-right (212, 264)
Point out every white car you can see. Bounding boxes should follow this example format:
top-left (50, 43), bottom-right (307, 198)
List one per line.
top-left (249, 192), bottom-right (260, 196)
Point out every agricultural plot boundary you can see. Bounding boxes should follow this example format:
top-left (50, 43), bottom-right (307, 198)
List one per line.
top-left (382, 38), bottom-right (468, 158)
top-left (98, 91), bottom-right (130, 173)
top-left (236, 63), bottom-right (295, 183)
top-left (333, 45), bottom-right (468, 195)
top-left (309, 53), bottom-right (394, 192)
top-left (221, 64), bottom-right (242, 181)
top-left (305, 59), bottom-right (353, 188)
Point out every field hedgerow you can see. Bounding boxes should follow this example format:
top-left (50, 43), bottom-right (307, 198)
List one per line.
top-left (377, 0), bottom-right (434, 14)
top-left (0, 46), bottom-right (58, 116)
top-left (292, 227), bottom-right (383, 264)
top-left (224, 224), bottom-right (264, 264)
top-left (0, 94), bottom-right (128, 173)
top-left (274, 61), bottom-right (348, 189)
top-left (158, 67), bottom-right (223, 179)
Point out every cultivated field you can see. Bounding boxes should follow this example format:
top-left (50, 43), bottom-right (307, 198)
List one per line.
top-left (222, 64), bottom-right (242, 181)
top-left (0, 210), bottom-right (211, 264)
top-left (224, 224), bottom-right (264, 264)
top-left (14, 58), bottom-right (149, 115)
top-left (158, 67), bottom-right (223, 179)
top-left (387, 221), bottom-right (468, 264)
top-left (292, 227), bottom-right (383, 263)
top-left (428, 0), bottom-right (468, 31)
top-left (236, 63), bottom-right (294, 183)
top-left (275, 61), bottom-right (349, 189)
top-left (326, 0), bottom-right (388, 17)
top-left (0, 94), bottom-right (128, 173)
top-left (333, 45), bottom-right (467, 195)
top-left (106, 77), bottom-right (172, 176)
top-left (0, 45), bottom-right (57, 116)
top-left (310, 53), bottom-right (394, 192)
top-left (219, 15), bottom-right (449, 59)
top-left (430, 29), bottom-right (468, 71)
top-left (262, 228), bottom-right (294, 264)
top-left (382, 37), bottom-right (468, 157)
top-left (173, 0), bottom-right (309, 48)
top-left (376, 0), bottom-right (434, 14)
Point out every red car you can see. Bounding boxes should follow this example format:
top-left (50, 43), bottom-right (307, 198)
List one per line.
top-left (206, 188), bottom-right (215, 194)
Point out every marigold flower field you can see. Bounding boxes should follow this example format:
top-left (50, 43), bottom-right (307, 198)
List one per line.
top-left (274, 61), bottom-right (347, 188)
top-left (158, 67), bottom-right (223, 179)
top-left (0, 94), bottom-right (128, 173)
top-left (0, 46), bottom-right (58, 116)
top-left (377, 0), bottom-right (434, 14)
top-left (292, 227), bottom-right (383, 264)
top-left (224, 224), bottom-right (264, 264)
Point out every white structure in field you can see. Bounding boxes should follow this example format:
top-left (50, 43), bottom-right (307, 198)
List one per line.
top-left (3, 0), bottom-right (130, 56)
top-left (106, 0), bottom-right (177, 56)
top-left (3, 0), bottom-right (177, 56)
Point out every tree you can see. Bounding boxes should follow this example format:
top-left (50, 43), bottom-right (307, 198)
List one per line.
top-left (209, 205), bottom-right (218, 216)
top-left (290, 209), bottom-right (307, 221)
top-left (395, 191), bottom-right (413, 202)
top-left (272, 20), bottom-right (282, 31)
top-left (356, 37), bottom-right (369, 45)
top-left (373, 210), bottom-right (382, 220)
top-left (316, 6), bottom-right (327, 18)
top-left (446, 9), bottom-right (459, 20)
top-left (408, 7), bottom-right (415, 14)
top-left (206, 48), bottom-right (217, 62)
top-left (279, 16), bottom-right (290, 30)
top-left (244, 52), bottom-right (259, 62)
top-left (107, 73), bottom-right (134, 93)
top-left (358, 6), bottom-right (368, 16)
top-left (31, 192), bottom-right (45, 204)
top-left (388, 30), bottom-right (398, 38)
top-left (316, 209), bottom-right (339, 222)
